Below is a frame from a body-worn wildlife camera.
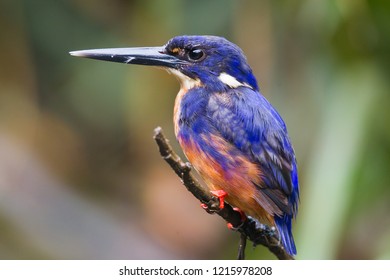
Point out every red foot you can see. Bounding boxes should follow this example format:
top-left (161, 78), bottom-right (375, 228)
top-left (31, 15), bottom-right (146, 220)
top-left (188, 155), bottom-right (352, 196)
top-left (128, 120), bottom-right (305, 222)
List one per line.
top-left (227, 207), bottom-right (247, 230)
top-left (200, 203), bottom-right (215, 214)
top-left (227, 223), bottom-right (234, 230)
top-left (210, 190), bottom-right (228, 209)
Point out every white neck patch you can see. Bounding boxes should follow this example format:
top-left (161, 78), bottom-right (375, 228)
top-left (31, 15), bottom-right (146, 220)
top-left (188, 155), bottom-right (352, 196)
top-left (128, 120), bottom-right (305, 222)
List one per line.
top-left (166, 69), bottom-right (201, 90)
top-left (218, 72), bottom-right (252, 89)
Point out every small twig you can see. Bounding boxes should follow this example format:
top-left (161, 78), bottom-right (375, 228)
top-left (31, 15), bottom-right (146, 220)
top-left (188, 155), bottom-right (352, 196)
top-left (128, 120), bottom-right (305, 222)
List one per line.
top-left (237, 233), bottom-right (247, 260)
top-left (153, 127), bottom-right (294, 260)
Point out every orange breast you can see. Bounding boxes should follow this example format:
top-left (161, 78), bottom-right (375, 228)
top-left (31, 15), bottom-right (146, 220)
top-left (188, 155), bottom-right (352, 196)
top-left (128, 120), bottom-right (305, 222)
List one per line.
top-left (178, 133), bottom-right (274, 225)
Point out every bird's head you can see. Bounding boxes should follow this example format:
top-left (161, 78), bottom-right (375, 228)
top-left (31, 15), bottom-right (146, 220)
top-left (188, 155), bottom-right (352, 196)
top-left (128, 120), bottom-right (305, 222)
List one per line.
top-left (70, 35), bottom-right (258, 92)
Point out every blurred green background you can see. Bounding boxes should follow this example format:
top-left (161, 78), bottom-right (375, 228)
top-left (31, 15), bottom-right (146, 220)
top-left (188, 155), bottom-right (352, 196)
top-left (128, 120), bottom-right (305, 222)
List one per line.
top-left (0, 0), bottom-right (389, 259)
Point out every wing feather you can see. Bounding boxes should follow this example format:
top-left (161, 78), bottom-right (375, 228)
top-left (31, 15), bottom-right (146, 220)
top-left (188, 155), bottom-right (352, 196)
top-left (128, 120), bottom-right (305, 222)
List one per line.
top-left (206, 88), bottom-right (299, 216)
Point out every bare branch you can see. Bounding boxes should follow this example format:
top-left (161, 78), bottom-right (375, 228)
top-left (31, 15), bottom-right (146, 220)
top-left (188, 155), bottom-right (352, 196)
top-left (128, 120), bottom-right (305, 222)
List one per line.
top-left (153, 127), bottom-right (294, 260)
top-left (237, 233), bottom-right (247, 260)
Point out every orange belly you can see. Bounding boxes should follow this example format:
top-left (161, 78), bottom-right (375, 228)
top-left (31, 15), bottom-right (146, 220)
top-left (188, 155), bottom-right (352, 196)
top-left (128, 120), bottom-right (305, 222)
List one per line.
top-left (178, 133), bottom-right (274, 225)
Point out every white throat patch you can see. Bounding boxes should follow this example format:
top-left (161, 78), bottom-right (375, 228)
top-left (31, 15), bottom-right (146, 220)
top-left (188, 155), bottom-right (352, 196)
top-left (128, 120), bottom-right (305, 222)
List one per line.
top-left (218, 72), bottom-right (252, 89)
top-left (166, 69), bottom-right (201, 89)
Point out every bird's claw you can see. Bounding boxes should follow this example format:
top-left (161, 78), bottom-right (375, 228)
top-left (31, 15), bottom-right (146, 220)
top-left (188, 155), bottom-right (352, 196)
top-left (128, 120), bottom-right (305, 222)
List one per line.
top-left (227, 207), bottom-right (247, 230)
top-left (200, 203), bottom-right (217, 214)
top-left (210, 190), bottom-right (228, 209)
top-left (200, 190), bottom-right (228, 214)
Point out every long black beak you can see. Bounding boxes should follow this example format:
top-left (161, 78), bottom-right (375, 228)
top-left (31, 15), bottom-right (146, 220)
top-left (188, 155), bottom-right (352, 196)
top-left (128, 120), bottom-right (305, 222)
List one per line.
top-left (69, 46), bottom-right (183, 68)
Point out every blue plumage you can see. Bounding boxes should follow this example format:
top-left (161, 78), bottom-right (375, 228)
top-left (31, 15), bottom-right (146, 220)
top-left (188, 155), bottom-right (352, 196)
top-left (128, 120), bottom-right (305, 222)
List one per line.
top-left (71, 35), bottom-right (300, 256)
top-left (167, 36), bottom-right (299, 255)
top-left (178, 83), bottom-right (299, 255)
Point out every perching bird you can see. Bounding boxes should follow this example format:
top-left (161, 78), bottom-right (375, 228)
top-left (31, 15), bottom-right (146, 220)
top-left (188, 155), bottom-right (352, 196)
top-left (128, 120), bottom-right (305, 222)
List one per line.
top-left (70, 35), bottom-right (299, 256)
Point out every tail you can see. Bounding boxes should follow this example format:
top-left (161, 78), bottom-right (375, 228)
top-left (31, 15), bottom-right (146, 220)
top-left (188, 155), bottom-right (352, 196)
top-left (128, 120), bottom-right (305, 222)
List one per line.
top-left (274, 215), bottom-right (296, 256)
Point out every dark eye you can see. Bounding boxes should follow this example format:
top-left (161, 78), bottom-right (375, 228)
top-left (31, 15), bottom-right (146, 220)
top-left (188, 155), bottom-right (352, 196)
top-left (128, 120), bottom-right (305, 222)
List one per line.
top-left (188, 49), bottom-right (205, 61)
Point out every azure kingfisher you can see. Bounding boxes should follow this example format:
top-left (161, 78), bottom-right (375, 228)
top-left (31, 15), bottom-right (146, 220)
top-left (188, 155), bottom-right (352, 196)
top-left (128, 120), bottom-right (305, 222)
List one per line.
top-left (70, 35), bottom-right (299, 256)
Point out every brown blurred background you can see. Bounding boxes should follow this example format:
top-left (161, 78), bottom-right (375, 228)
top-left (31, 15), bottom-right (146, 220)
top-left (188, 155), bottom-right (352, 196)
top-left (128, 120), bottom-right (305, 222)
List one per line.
top-left (0, 0), bottom-right (389, 259)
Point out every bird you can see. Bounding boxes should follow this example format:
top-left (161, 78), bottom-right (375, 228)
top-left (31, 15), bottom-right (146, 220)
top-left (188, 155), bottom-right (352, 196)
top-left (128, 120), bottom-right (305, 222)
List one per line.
top-left (70, 35), bottom-right (299, 256)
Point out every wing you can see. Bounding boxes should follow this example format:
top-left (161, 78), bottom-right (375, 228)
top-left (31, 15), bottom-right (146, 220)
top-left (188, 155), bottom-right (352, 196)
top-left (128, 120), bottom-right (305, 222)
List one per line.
top-left (206, 87), bottom-right (299, 217)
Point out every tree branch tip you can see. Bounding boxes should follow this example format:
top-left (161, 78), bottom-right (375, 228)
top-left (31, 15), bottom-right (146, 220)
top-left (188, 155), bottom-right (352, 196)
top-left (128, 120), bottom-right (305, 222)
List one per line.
top-left (153, 126), bottom-right (163, 136)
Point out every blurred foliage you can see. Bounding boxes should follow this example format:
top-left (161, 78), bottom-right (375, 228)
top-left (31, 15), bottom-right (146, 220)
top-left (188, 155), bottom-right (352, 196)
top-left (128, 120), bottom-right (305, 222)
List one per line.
top-left (0, 0), bottom-right (389, 259)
